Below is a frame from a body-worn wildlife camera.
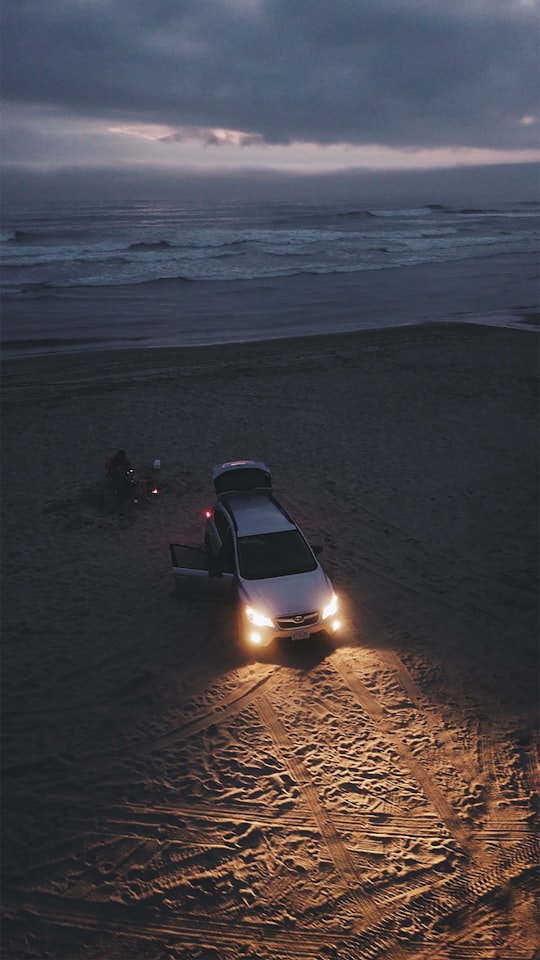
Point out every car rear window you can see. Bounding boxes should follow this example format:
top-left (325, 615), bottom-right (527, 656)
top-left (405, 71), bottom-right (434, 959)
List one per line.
top-left (214, 467), bottom-right (271, 495)
top-left (237, 530), bottom-right (317, 580)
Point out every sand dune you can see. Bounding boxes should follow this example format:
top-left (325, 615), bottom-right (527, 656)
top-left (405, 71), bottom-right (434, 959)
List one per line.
top-left (1, 323), bottom-right (538, 959)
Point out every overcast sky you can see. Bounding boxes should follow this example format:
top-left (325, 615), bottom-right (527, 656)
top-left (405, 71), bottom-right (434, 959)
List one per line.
top-left (2, 0), bottom-right (539, 200)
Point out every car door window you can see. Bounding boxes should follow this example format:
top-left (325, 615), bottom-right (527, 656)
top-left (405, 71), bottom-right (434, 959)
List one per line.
top-left (221, 529), bottom-right (236, 574)
top-left (214, 510), bottom-right (230, 544)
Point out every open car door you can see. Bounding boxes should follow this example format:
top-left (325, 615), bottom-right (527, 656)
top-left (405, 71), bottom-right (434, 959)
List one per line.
top-left (170, 544), bottom-right (234, 598)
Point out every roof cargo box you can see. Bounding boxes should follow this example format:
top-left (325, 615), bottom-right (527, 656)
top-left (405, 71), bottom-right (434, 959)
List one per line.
top-left (212, 460), bottom-right (272, 496)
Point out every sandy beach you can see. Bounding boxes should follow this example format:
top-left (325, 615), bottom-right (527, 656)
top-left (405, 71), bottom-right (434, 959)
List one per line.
top-left (1, 321), bottom-right (539, 959)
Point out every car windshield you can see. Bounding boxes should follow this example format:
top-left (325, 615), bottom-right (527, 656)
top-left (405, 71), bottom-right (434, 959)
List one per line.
top-left (237, 530), bottom-right (317, 580)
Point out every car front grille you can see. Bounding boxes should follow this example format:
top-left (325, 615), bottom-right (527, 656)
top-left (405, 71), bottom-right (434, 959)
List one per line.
top-left (276, 611), bottom-right (320, 630)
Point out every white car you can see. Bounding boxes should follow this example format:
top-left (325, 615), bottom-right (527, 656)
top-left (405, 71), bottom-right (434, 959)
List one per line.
top-left (170, 460), bottom-right (340, 648)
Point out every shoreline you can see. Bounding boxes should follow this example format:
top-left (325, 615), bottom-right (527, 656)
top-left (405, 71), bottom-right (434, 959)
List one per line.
top-left (1, 317), bottom-right (538, 385)
top-left (2, 250), bottom-right (538, 358)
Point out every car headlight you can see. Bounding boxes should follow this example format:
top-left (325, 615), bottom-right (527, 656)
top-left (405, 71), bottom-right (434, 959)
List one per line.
top-left (322, 593), bottom-right (338, 620)
top-left (245, 606), bottom-right (274, 629)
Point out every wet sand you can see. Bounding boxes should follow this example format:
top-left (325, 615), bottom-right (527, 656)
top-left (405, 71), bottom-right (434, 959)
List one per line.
top-left (2, 251), bottom-right (538, 355)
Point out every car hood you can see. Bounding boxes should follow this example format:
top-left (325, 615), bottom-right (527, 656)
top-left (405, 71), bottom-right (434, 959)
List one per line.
top-left (238, 566), bottom-right (333, 618)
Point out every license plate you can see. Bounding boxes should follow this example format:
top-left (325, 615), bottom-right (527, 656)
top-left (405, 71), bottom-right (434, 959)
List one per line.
top-left (291, 629), bottom-right (309, 641)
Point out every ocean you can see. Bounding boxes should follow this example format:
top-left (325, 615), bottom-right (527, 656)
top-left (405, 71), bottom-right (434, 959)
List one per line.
top-left (1, 198), bottom-right (538, 355)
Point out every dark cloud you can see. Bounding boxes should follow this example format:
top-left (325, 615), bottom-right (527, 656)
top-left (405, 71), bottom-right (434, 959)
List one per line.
top-left (2, 0), bottom-right (538, 149)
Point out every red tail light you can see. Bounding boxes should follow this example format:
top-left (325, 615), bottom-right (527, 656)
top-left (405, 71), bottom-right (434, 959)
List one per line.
top-left (204, 508), bottom-right (213, 519)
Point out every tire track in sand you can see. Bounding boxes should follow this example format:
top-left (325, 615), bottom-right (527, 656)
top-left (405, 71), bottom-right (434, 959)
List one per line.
top-left (256, 693), bottom-right (382, 929)
top-left (329, 652), bottom-right (471, 848)
top-left (1, 890), bottom-right (334, 959)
